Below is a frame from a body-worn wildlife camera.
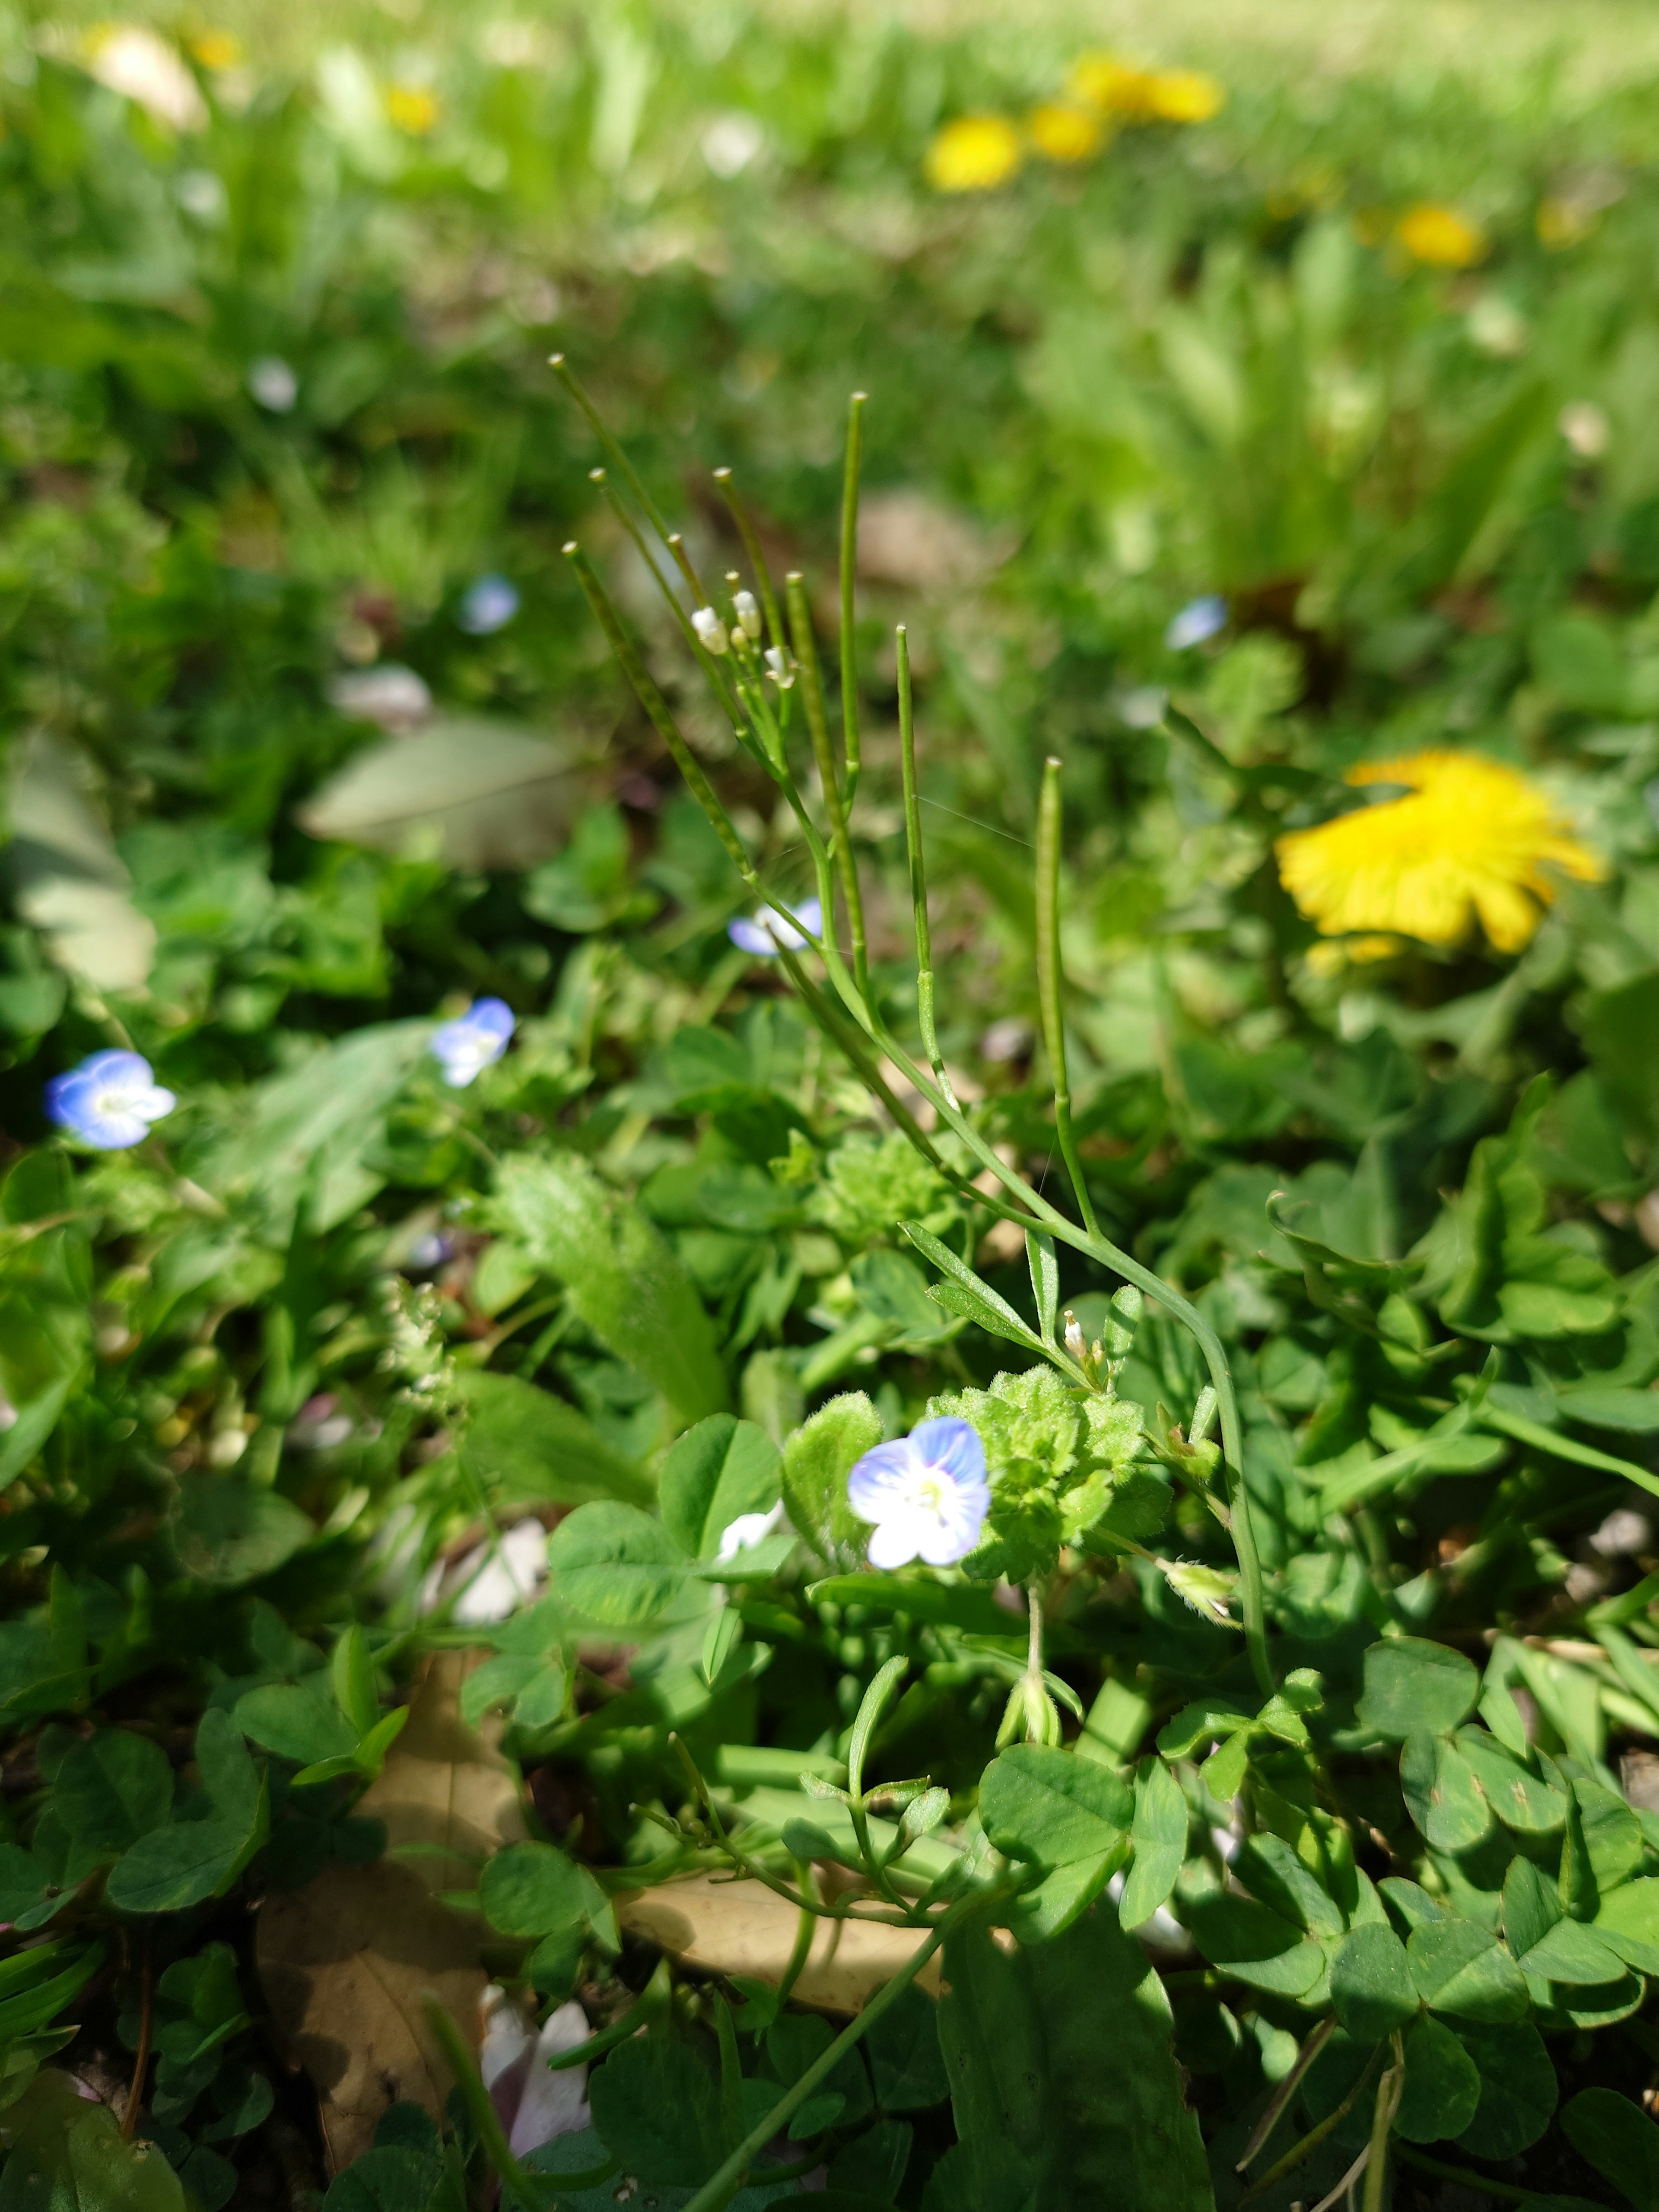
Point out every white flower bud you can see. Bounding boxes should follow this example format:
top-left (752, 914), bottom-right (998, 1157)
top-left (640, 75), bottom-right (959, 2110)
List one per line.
top-left (1064, 1313), bottom-right (1087, 1363)
top-left (691, 606), bottom-right (729, 655)
top-left (764, 645), bottom-right (795, 689)
top-left (733, 589), bottom-right (761, 636)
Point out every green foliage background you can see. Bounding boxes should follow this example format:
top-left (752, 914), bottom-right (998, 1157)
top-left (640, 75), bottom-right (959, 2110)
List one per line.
top-left (9, 2), bottom-right (1659, 2206)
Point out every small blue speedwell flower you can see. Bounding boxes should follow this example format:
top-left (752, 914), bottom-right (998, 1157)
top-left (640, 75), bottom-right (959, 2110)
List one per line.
top-left (848, 1416), bottom-right (990, 1569)
top-left (46, 1050), bottom-right (176, 1151)
top-left (727, 896), bottom-right (822, 958)
top-left (459, 574), bottom-right (521, 635)
top-left (1165, 594), bottom-right (1227, 652)
top-left (430, 998), bottom-right (515, 1087)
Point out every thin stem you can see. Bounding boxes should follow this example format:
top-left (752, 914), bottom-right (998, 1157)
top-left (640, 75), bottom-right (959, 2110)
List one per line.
top-left (839, 391), bottom-right (866, 805)
top-left (550, 353), bottom-right (671, 537)
top-left (1239, 2042), bottom-right (1384, 2206)
top-left (680, 1922), bottom-right (950, 2212)
top-left (1393, 2147), bottom-right (1565, 2206)
top-left (424, 2000), bottom-right (543, 2212)
top-left (666, 531), bottom-right (708, 604)
top-left (786, 572), bottom-right (868, 992)
top-left (588, 474), bottom-right (745, 728)
top-left (897, 625), bottom-right (954, 1106)
top-left (1236, 2016), bottom-right (1336, 2171)
top-left (1036, 757), bottom-right (1100, 1243)
top-left (774, 1863), bottom-right (820, 2011)
top-left (712, 468), bottom-right (786, 652)
top-left (1361, 2034), bottom-right (1406, 2212)
top-left (120, 1943), bottom-right (153, 2140)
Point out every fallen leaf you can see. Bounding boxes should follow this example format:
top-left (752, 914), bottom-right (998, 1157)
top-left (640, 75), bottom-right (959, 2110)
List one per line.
top-left (296, 715), bottom-right (583, 868)
top-left (617, 1872), bottom-right (941, 2012)
top-left (257, 1650), bottom-right (527, 2171)
top-left (11, 735), bottom-right (157, 992)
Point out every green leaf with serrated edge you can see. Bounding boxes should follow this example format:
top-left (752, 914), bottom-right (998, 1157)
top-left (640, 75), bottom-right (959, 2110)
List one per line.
top-left (1595, 1880), bottom-right (1659, 1974)
top-left (659, 1413), bottom-right (782, 1560)
top-left (1401, 1733), bottom-right (1491, 1852)
top-left (1119, 1760), bottom-right (1186, 1932)
top-left (1357, 1636), bottom-right (1479, 1739)
top-left (1395, 2014), bottom-right (1481, 2144)
top-left (1563, 2088), bottom-right (1659, 2212)
top-left (783, 1392), bottom-right (883, 1566)
top-left (546, 1501), bottom-right (689, 1627)
top-left (1331, 1922), bottom-right (1418, 2041)
top-left (1453, 1727), bottom-right (1566, 1834)
top-left (1407, 1920), bottom-right (1530, 2023)
top-left (939, 1907), bottom-right (1211, 2212)
top-left (1456, 2021), bottom-right (1557, 2158)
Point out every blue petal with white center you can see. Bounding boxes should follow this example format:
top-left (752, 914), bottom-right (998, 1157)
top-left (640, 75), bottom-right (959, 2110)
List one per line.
top-left (847, 1415), bottom-right (990, 1569)
top-left (45, 1050), bottom-right (177, 1151)
top-left (430, 997), bottom-right (515, 1087)
top-left (727, 896), bottom-right (823, 958)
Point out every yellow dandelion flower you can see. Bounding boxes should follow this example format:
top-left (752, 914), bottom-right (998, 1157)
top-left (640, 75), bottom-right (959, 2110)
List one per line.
top-left (188, 29), bottom-right (242, 70)
top-left (1145, 70), bottom-right (1226, 124)
top-left (1276, 752), bottom-right (1603, 956)
top-left (1395, 203), bottom-right (1487, 269)
top-left (924, 114), bottom-right (1023, 194)
top-left (1068, 54), bottom-right (1155, 117)
top-left (1028, 102), bottom-right (1105, 164)
top-left (385, 84), bottom-right (439, 137)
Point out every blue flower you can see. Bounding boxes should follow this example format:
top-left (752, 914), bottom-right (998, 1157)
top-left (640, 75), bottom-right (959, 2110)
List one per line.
top-left (847, 1416), bottom-right (990, 1569)
top-left (727, 896), bottom-right (823, 958)
top-left (1164, 594), bottom-right (1227, 651)
top-left (430, 998), bottom-right (515, 1087)
top-left (45, 1050), bottom-right (176, 1151)
top-left (459, 574), bottom-right (521, 635)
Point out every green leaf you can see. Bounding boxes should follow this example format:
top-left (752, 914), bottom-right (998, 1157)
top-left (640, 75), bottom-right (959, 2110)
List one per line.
top-left (169, 1479), bottom-right (313, 1589)
top-left (105, 1816), bottom-right (260, 1916)
top-left (0, 2069), bottom-right (188, 2209)
top-left (804, 1574), bottom-right (1013, 1637)
top-left (1595, 1879), bottom-right (1659, 1975)
top-left (781, 1392), bottom-right (882, 1566)
top-left (1182, 1889), bottom-right (1327, 1997)
top-left (51, 1731), bottom-right (172, 1856)
top-left (1574, 1780), bottom-right (1643, 1894)
top-left (1394, 2015), bottom-right (1481, 2143)
top-left (1234, 1832), bottom-right (1344, 1939)
top-left (852, 1249), bottom-right (957, 1344)
top-left (659, 1415), bottom-right (782, 1560)
top-left (479, 1840), bottom-right (594, 1942)
top-left (1503, 1852), bottom-right (1562, 1958)
top-left (1400, 1733), bottom-right (1491, 1852)
top-left (1356, 1637), bottom-right (1478, 1739)
top-left (900, 1220), bottom-right (1050, 1359)
top-left (495, 1154), bottom-right (728, 1425)
top-left (1119, 1760), bottom-right (1187, 1932)
top-left (1519, 1917), bottom-right (1627, 1986)
top-left (1331, 1922), bottom-right (1418, 2042)
top-left (1408, 1919), bottom-right (1530, 2023)
top-left (1563, 2088), bottom-right (1659, 2212)
top-left (939, 1906), bottom-right (1211, 2212)
top-left (546, 1502), bottom-right (690, 1627)
top-left (1453, 1728), bottom-right (1567, 1834)
top-left (454, 1370), bottom-right (655, 1511)
top-left (865, 1986), bottom-right (950, 2113)
top-left (588, 2035), bottom-right (723, 2187)
top-left (235, 1676), bottom-right (357, 1767)
top-left (979, 1746), bottom-right (1132, 1870)
top-left (1455, 2021), bottom-right (1557, 2157)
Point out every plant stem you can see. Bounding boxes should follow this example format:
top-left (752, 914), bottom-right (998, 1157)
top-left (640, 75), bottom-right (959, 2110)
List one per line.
top-left (1035, 756), bottom-right (1100, 1243)
top-left (680, 1923), bottom-right (947, 2212)
top-left (1393, 2147), bottom-right (1564, 2205)
top-left (120, 1942), bottom-right (153, 2140)
top-left (1360, 2034), bottom-right (1406, 2212)
top-left (786, 571), bottom-right (868, 992)
top-left (1239, 2042), bottom-right (1384, 2206)
top-left (897, 624), bottom-right (954, 1106)
top-left (424, 1999), bottom-right (543, 2212)
top-left (711, 467), bottom-right (786, 652)
top-left (1236, 2016), bottom-right (1336, 2171)
top-left (550, 353), bottom-right (671, 537)
top-left (839, 391), bottom-right (866, 806)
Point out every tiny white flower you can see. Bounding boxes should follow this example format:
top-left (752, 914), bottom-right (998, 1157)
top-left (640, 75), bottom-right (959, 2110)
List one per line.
top-left (847, 1416), bottom-right (990, 1570)
top-left (691, 606), bottom-right (730, 655)
top-left (715, 1500), bottom-right (786, 1564)
top-left (763, 645), bottom-right (795, 689)
top-left (733, 589), bottom-right (761, 637)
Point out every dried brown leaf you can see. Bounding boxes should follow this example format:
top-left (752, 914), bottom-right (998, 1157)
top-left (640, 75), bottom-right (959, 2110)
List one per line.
top-left (617, 1873), bottom-right (941, 2013)
top-left (256, 1650), bottom-right (528, 2172)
